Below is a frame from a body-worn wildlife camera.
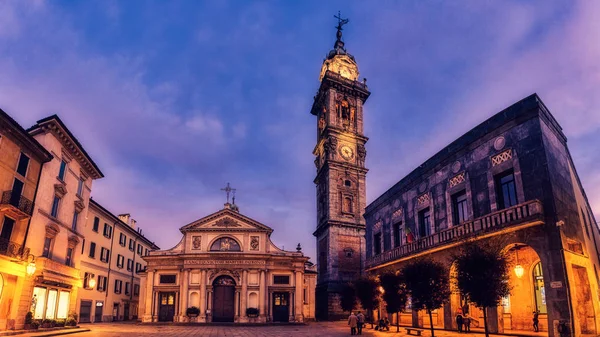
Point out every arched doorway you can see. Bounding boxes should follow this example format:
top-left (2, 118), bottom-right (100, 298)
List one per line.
top-left (212, 275), bottom-right (236, 322)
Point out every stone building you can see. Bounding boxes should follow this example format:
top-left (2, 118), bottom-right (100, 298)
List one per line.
top-left (0, 109), bottom-right (52, 330)
top-left (140, 202), bottom-right (316, 323)
top-left (364, 94), bottom-right (600, 337)
top-left (311, 16), bottom-right (370, 320)
top-left (77, 199), bottom-right (159, 323)
top-left (25, 115), bottom-right (104, 322)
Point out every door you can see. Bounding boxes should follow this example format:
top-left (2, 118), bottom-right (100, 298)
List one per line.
top-left (10, 179), bottom-right (24, 208)
top-left (212, 276), bottom-right (235, 322)
top-left (94, 302), bottom-right (103, 322)
top-left (123, 303), bottom-right (130, 321)
top-left (79, 301), bottom-right (92, 323)
top-left (113, 303), bottom-right (120, 321)
top-left (0, 217), bottom-right (15, 244)
top-left (273, 292), bottom-right (290, 322)
top-left (158, 292), bottom-right (175, 322)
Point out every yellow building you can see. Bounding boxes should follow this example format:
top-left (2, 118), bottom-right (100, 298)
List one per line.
top-left (24, 115), bottom-right (104, 323)
top-left (0, 109), bottom-right (52, 330)
top-left (77, 199), bottom-right (158, 323)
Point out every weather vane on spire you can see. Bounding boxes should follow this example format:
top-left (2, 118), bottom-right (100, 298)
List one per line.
top-left (333, 11), bottom-right (349, 51)
top-left (334, 11), bottom-right (349, 31)
top-left (221, 182), bottom-right (236, 204)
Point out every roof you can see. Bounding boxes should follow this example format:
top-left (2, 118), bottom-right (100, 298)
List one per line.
top-left (0, 108), bottom-right (53, 163)
top-left (27, 114), bottom-right (104, 179)
top-left (179, 204), bottom-right (274, 234)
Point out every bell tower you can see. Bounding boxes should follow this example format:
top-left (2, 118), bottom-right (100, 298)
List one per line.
top-left (311, 13), bottom-right (370, 320)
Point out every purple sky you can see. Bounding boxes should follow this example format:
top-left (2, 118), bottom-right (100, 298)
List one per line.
top-left (2, 1), bottom-right (599, 260)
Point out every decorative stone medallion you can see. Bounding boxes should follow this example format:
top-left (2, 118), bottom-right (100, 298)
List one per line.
top-left (452, 161), bottom-right (461, 174)
top-left (494, 136), bottom-right (506, 151)
top-left (418, 182), bottom-right (428, 194)
top-left (192, 236), bottom-right (201, 250)
top-left (250, 236), bottom-right (259, 250)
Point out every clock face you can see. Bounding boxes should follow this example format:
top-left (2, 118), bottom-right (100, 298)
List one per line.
top-left (339, 145), bottom-right (354, 161)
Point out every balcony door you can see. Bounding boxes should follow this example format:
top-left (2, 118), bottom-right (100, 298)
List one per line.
top-left (0, 217), bottom-right (15, 242)
top-left (10, 178), bottom-right (24, 207)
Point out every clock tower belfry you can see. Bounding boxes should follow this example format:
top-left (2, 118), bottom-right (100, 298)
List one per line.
top-left (311, 14), bottom-right (370, 320)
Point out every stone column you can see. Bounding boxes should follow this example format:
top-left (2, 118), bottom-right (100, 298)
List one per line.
top-left (241, 270), bottom-right (248, 321)
top-left (153, 291), bottom-right (159, 322)
top-left (180, 269), bottom-right (189, 321)
top-left (295, 271), bottom-right (303, 322)
top-left (199, 270), bottom-right (207, 322)
top-left (235, 290), bottom-right (240, 318)
top-left (259, 270), bottom-right (266, 320)
top-left (143, 270), bottom-right (154, 322)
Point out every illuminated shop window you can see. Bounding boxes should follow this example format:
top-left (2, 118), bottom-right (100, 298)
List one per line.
top-left (57, 291), bottom-right (70, 319)
top-left (45, 290), bottom-right (58, 319)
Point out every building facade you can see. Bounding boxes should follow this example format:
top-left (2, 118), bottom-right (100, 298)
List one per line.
top-left (311, 18), bottom-right (370, 320)
top-left (364, 94), bottom-right (600, 337)
top-left (77, 199), bottom-right (158, 323)
top-left (0, 109), bottom-right (52, 330)
top-left (24, 115), bottom-right (104, 323)
top-left (140, 202), bottom-right (316, 323)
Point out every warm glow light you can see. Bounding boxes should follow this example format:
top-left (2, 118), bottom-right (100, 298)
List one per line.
top-left (378, 286), bottom-right (384, 294)
top-left (88, 278), bottom-right (96, 289)
top-left (514, 264), bottom-right (524, 278)
top-left (26, 262), bottom-right (36, 276)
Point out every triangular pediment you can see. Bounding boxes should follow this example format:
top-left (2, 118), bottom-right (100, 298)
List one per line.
top-left (180, 208), bottom-right (273, 233)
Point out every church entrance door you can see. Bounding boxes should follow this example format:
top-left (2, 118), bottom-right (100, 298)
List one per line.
top-left (272, 292), bottom-right (289, 322)
top-left (212, 276), bottom-right (235, 322)
top-left (158, 292), bottom-right (175, 322)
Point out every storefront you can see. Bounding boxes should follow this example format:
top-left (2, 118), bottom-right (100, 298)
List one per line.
top-left (31, 284), bottom-right (72, 320)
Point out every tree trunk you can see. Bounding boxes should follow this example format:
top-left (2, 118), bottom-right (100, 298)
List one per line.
top-left (482, 306), bottom-right (489, 337)
top-left (396, 312), bottom-right (400, 332)
top-left (428, 309), bottom-right (435, 337)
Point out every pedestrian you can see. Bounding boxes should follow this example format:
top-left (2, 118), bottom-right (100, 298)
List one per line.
top-left (356, 311), bottom-right (365, 335)
top-left (456, 309), bottom-right (464, 333)
top-left (533, 311), bottom-right (539, 332)
top-left (463, 313), bottom-right (471, 333)
top-left (348, 312), bottom-right (358, 335)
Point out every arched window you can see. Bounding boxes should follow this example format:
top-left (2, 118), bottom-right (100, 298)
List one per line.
top-left (210, 237), bottom-right (241, 252)
top-left (532, 262), bottom-right (547, 313)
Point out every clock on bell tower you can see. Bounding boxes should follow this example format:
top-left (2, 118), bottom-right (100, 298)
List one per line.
top-left (311, 13), bottom-right (370, 321)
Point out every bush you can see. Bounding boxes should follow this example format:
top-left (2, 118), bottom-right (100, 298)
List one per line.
top-left (25, 312), bottom-right (33, 324)
top-left (186, 306), bottom-right (200, 316)
top-left (68, 312), bottom-right (78, 322)
top-left (65, 318), bottom-right (77, 327)
top-left (246, 307), bottom-right (259, 317)
top-left (56, 319), bottom-right (66, 326)
top-left (30, 321), bottom-right (40, 329)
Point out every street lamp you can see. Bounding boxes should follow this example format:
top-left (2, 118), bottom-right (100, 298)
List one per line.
top-left (513, 247), bottom-right (524, 278)
top-left (88, 277), bottom-right (96, 289)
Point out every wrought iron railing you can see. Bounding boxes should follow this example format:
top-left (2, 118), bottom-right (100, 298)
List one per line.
top-left (0, 237), bottom-right (30, 261)
top-left (1, 190), bottom-right (34, 216)
top-left (366, 199), bottom-right (544, 268)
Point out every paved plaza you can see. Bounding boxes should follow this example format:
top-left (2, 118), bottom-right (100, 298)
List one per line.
top-left (65, 322), bottom-right (545, 337)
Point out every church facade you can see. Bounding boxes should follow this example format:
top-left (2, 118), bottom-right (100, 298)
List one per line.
top-left (139, 202), bottom-right (316, 323)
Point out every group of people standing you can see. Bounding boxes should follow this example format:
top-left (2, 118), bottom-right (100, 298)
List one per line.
top-left (455, 308), bottom-right (472, 333)
top-left (347, 311), bottom-right (365, 335)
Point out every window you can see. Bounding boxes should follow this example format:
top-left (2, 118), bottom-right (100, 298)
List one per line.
top-left (42, 237), bottom-right (53, 258)
top-left (495, 170), bottom-right (518, 209)
top-left (100, 247), bottom-right (110, 263)
top-left (137, 244), bottom-right (143, 255)
top-left (50, 196), bottom-right (60, 218)
top-left (393, 221), bottom-right (402, 247)
top-left (92, 217), bottom-right (99, 232)
top-left (116, 254), bottom-right (124, 268)
top-left (17, 152), bottom-right (30, 176)
top-left (127, 259), bottom-right (133, 271)
top-left (1, 217), bottom-right (15, 242)
top-left (145, 248), bottom-right (148, 256)
top-left (89, 242), bottom-right (96, 258)
top-left (159, 275), bottom-right (176, 284)
top-left (103, 223), bottom-right (112, 239)
top-left (133, 284), bottom-right (140, 296)
top-left (71, 211), bottom-right (79, 232)
top-left (273, 275), bottom-right (290, 285)
top-left (81, 239), bottom-right (85, 254)
top-left (418, 208), bottom-right (431, 237)
top-left (114, 280), bottom-right (122, 294)
top-left (344, 180), bottom-right (352, 187)
top-left (135, 262), bottom-right (142, 273)
top-left (125, 282), bottom-right (130, 295)
top-left (76, 178), bottom-right (84, 197)
top-left (119, 233), bottom-right (126, 246)
top-left (65, 248), bottom-right (73, 267)
top-left (374, 232), bottom-right (382, 255)
top-left (97, 275), bottom-right (107, 291)
top-left (582, 208), bottom-right (590, 239)
top-left (452, 190), bottom-right (469, 225)
top-left (209, 237), bottom-right (241, 251)
top-left (532, 262), bottom-right (547, 314)
top-left (128, 238), bottom-right (134, 251)
top-left (58, 160), bottom-right (67, 181)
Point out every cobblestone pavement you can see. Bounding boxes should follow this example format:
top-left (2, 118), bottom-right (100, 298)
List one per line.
top-left (74, 322), bottom-right (546, 337)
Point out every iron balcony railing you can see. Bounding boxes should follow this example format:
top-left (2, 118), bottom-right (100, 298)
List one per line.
top-left (366, 199), bottom-right (544, 268)
top-left (1, 190), bottom-right (34, 216)
top-left (0, 237), bottom-right (30, 261)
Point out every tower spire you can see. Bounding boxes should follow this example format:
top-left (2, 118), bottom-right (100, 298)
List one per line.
top-left (333, 11), bottom-right (349, 52)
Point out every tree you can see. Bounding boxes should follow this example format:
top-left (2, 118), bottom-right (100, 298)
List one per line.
top-left (454, 242), bottom-right (511, 337)
top-left (353, 276), bottom-right (381, 328)
top-left (402, 258), bottom-right (451, 337)
top-left (379, 271), bottom-right (408, 332)
top-left (340, 282), bottom-right (357, 313)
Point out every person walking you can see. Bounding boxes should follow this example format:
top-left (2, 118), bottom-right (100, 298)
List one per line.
top-left (348, 312), bottom-right (358, 335)
top-left (533, 311), bottom-right (539, 332)
top-left (356, 311), bottom-right (365, 335)
top-left (456, 309), bottom-right (464, 333)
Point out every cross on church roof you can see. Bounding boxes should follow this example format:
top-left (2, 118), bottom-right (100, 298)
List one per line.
top-left (221, 182), bottom-right (236, 204)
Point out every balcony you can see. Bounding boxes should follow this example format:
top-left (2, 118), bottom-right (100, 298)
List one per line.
top-left (0, 237), bottom-right (30, 261)
top-left (0, 190), bottom-right (34, 219)
top-left (366, 200), bottom-right (544, 269)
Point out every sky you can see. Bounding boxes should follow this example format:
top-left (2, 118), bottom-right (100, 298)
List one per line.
top-left (1, 0), bottom-right (599, 260)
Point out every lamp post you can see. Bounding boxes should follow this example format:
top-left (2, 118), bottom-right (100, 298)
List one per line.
top-left (513, 248), bottom-right (524, 278)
